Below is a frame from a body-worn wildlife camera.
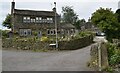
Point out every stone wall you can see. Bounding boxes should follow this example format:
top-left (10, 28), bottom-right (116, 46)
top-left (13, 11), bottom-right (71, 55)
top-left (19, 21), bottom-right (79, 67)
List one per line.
top-left (58, 35), bottom-right (93, 50)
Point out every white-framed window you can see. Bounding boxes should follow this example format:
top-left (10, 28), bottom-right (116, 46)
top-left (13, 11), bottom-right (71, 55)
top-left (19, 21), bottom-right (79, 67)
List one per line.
top-left (19, 29), bottom-right (31, 36)
top-left (31, 19), bottom-right (33, 22)
top-left (39, 17), bottom-right (42, 20)
top-left (27, 17), bottom-right (30, 23)
top-left (50, 18), bottom-right (53, 23)
top-left (50, 18), bottom-right (53, 20)
top-left (47, 18), bottom-right (50, 20)
top-left (39, 17), bottom-right (42, 23)
top-left (23, 16), bottom-right (31, 23)
top-left (31, 18), bottom-right (36, 23)
top-left (36, 17), bottom-right (39, 23)
top-left (33, 19), bottom-right (35, 22)
top-left (23, 17), bottom-right (27, 22)
top-left (46, 17), bottom-right (53, 23)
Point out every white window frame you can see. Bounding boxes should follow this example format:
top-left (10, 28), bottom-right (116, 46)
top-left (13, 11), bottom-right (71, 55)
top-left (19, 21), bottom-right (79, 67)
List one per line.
top-left (23, 17), bottom-right (27, 23)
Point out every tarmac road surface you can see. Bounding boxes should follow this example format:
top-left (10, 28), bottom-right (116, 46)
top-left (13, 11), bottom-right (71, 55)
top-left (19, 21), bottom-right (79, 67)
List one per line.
top-left (2, 45), bottom-right (93, 71)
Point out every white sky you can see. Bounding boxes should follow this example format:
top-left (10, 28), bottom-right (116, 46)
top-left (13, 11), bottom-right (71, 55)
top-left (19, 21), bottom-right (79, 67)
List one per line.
top-left (0, 0), bottom-right (120, 30)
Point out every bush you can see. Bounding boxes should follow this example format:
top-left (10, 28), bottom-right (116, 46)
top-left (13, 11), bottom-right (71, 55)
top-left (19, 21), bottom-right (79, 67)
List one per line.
top-left (107, 43), bottom-right (120, 66)
top-left (2, 30), bottom-right (10, 38)
top-left (40, 36), bottom-right (49, 41)
top-left (75, 31), bottom-right (94, 38)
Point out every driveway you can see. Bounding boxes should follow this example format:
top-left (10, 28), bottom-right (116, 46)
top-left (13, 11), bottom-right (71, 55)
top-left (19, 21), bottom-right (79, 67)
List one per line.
top-left (2, 45), bottom-right (93, 71)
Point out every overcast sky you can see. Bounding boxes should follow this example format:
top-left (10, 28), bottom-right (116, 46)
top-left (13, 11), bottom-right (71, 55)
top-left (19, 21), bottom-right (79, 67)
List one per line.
top-left (0, 0), bottom-right (120, 30)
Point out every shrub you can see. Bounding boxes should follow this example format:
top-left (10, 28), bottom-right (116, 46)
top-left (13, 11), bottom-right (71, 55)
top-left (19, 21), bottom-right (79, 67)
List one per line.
top-left (76, 31), bottom-right (94, 38)
top-left (2, 30), bottom-right (9, 38)
top-left (107, 43), bottom-right (120, 66)
top-left (40, 36), bottom-right (49, 42)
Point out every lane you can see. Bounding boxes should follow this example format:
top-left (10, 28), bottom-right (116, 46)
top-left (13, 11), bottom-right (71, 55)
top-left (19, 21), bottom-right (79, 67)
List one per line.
top-left (2, 45), bottom-right (92, 71)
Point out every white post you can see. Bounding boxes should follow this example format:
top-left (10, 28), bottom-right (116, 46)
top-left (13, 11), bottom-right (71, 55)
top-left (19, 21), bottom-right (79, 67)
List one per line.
top-left (54, 2), bottom-right (58, 48)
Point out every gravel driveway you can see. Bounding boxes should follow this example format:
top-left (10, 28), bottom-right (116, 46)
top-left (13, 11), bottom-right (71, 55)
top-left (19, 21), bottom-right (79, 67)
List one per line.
top-left (2, 45), bottom-right (93, 71)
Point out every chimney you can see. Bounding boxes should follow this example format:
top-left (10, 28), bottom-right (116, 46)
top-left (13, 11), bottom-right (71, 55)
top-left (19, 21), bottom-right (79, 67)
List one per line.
top-left (11, 0), bottom-right (15, 14)
top-left (52, 7), bottom-right (56, 12)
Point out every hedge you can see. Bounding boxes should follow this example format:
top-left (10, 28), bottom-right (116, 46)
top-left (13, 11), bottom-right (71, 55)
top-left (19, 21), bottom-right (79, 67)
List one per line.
top-left (2, 35), bottom-right (93, 50)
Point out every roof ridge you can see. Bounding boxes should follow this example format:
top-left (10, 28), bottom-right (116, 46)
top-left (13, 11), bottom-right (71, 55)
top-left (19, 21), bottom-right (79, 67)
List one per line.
top-left (14, 9), bottom-right (54, 12)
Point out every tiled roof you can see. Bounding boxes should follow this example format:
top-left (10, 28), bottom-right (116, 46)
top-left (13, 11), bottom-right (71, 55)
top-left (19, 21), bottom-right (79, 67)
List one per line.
top-left (59, 23), bottom-right (75, 28)
top-left (14, 9), bottom-right (59, 16)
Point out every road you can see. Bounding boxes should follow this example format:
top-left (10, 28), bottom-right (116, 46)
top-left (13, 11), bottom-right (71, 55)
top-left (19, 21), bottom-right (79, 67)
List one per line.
top-left (2, 45), bottom-right (93, 71)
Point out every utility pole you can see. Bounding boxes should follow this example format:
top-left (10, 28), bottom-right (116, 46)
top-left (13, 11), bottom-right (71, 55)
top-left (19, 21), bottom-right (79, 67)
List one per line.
top-left (98, 42), bottom-right (101, 71)
top-left (54, 2), bottom-right (58, 48)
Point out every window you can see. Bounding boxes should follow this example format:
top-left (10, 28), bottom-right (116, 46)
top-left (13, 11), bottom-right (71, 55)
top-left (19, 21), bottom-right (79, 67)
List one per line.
top-left (31, 19), bottom-right (33, 22)
top-left (39, 17), bottom-right (42, 23)
top-left (47, 18), bottom-right (50, 20)
top-left (47, 29), bottom-right (55, 35)
top-left (23, 16), bottom-right (30, 23)
top-left (31, 19), bottom-right (35, 23)
top-left (27, 17), bottom-right (30, 23)
top-left (50, 18), bottom-right (53, 23)
top-left (50, 18), bottom-right (53, 20)
top-left (47, 29), bottom-right (50, 34)
top-left (36, 17), bottom-right (39, 23)
top-left (33, 19), bottom-right (35, 22)
top-left (39, 17), bottom-right (42, 20)
top-left (23, 17), bottom-right (26, 20)
top-left (19, 29), bottom-right (31, 36)
top-left (46, 17), bottom-right (53, 23)
top-left (23, 17), bottom-right (27, 22)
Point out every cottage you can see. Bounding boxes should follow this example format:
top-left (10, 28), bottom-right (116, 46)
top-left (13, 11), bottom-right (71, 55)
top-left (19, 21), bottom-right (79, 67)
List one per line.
top-left (11, 1), bottom-right (76, 37)
top-left (80, 22), bottom-right (100, 32)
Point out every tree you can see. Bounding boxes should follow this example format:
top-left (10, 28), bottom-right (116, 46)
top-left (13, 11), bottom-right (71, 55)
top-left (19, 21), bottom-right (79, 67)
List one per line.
top-left (74, 19), bottom-right (86, 29)
top-left (91, 7), bottom-right (120, 41)
top-left (61, 6), bottom-right (78, 24)
top-left (2, 14), bottom-right (12, 29)
top-left (116, 9), bottom-right (120, 22)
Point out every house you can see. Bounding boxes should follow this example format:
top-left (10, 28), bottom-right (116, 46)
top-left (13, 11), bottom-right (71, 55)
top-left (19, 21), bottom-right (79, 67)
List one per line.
top-left (11, 1), bottom-right (76, 37)
top-left (80, 22), bottom-right (99, 32)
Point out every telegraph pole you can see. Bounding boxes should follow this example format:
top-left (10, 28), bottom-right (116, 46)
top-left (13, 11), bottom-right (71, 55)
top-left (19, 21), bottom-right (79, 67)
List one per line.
top-left (54, 2), bottom-right (58, 48)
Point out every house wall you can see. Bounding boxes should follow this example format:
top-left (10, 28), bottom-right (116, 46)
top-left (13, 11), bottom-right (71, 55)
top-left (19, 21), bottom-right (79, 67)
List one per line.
top-left (13, 14), bottom-right (60, 37)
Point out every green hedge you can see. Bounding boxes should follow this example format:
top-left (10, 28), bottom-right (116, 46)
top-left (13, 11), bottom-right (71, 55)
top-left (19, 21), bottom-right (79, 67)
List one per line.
top-left (2, 35), bottom-right (93, 50)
